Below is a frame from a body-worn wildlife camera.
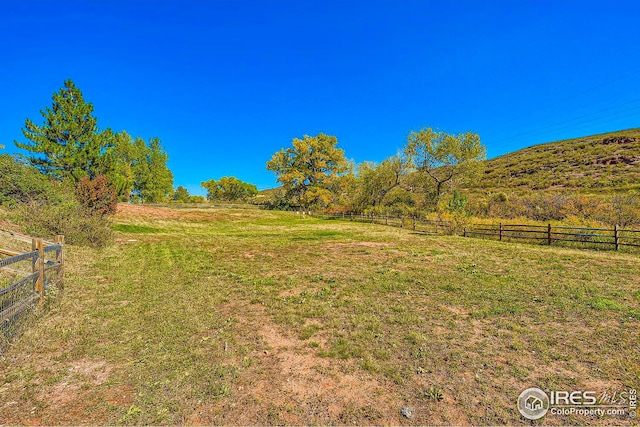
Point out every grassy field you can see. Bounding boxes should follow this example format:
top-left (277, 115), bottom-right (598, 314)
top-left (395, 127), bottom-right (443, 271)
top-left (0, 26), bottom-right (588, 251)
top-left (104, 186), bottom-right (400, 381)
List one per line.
top-left (1, 205), bottom-right (639, 425)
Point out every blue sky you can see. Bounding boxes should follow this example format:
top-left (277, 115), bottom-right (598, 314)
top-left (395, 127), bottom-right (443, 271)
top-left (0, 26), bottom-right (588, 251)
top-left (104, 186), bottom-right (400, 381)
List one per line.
top-left (2, 0), bottom-right (640, 195)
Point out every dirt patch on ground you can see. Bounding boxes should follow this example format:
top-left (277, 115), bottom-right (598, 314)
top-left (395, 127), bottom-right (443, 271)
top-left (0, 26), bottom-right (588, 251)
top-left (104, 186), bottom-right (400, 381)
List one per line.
top-left (323, 241), bottom-right (392, 250)
top-left (190, 304), bottom-right (405, 425)
top-left (278, 287), bottom-right (304, 297)
top-left (116, 203), bottom-right (181, 219)
top-left (0, 356), bottom-right (133, 425)
top-left (116, 204), bottom-right (232, 223)
top-left (440, 304), bottom-right (470, 317)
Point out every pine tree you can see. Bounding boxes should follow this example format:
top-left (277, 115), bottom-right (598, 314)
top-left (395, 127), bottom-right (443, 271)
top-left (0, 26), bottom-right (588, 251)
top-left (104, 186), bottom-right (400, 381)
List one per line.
top-left (15, 79), bottom-right (106, 182)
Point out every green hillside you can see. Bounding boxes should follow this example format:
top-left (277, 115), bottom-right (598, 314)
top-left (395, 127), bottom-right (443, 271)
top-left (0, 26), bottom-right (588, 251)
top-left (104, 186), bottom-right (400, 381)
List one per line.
top-left (476, 128), bottom-right (640, 193)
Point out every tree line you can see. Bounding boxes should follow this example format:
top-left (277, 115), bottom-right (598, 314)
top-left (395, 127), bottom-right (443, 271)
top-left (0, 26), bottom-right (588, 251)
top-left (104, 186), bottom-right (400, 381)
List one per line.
top-left (5, 79), bottom-right (261, 213)
top-left (265, 130), bottom-right (486, 216)
top-left (263, 132), bottom-right (640, 227)
top-left (15, 79), bottom-right (174, 205)
top-left (0, 79), bottom-right (178, 245)
top-left (8, 79), bottom-right (633, 239)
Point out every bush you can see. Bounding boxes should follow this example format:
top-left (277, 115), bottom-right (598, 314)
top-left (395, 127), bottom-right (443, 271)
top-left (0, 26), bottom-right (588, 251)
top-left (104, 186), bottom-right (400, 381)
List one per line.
top-left (598, 192), bottom-right (640, 228)
top-left (1, 155), bottom-right (113, 247)
top-left (446, 190), bottom-right (468, 214)
top-left (189, 195), bottom-right (206, 203)
top-left (76, 175), bottom-right (118, 216)
top-left (0, 154), bottom-right (73, 206)
top-left (12, 202), bottom-right (113, 248)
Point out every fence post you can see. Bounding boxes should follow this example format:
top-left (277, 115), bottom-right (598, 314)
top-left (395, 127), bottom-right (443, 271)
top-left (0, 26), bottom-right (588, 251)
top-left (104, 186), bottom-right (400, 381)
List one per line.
top-left (31, 238), bottom-right (37, 290)
top-left (55, 235), bottom-right (65, 286)
top-left (385, 215), bottom-right (388, 225)
top-left (413, 216), bottom-right (416, 230)
top-left (547, 224), bottom-right (552, 245)
top-left (499, 223), bottom-right (503, 241)
top-left (401, 216), bottom-right (405, 228)
top-left (614, 225), bottom-right (619, 251)
top-left (463, 227), bottom-right (466, 237)
top-left (36, 238), bottom-right (45, 304)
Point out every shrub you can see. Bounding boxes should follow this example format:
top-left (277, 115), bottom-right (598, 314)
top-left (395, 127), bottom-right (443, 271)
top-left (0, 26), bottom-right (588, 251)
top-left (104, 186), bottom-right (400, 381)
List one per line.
top-left (447, 190), bottom-right (468, 213)
top-left (1, 156), bottom-right (113, 247)
top-left (76, 175), bottom-right (118, 216)
top-left (599, 192), bottom-right (640, 228)
top-left (0, 154), bottom-right (72, 206)
top-left (189, 195), bottom-right (206, 203)
top-left (12, 202), bottom-right (113, 248)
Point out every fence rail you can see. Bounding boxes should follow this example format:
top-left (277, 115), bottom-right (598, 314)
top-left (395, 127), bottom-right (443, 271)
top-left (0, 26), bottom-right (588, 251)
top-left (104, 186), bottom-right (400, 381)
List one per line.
top-left (0, 234), bottom-right (64, 346)
top-left (318, 212), bottom-right (640, 252)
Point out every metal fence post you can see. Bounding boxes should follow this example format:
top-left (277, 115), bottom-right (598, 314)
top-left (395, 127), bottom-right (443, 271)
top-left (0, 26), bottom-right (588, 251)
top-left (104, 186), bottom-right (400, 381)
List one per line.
top-left (614, 225), bottom-right (619, 250)
top-left (499, 223), bottom-right (503, 241)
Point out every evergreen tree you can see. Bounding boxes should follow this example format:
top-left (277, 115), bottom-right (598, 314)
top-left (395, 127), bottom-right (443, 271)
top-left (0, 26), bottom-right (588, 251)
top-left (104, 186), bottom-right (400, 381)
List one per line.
top-left (15, 79), bottom-right (107, 182)
top-left (173, 186), bottom-right (191, 202)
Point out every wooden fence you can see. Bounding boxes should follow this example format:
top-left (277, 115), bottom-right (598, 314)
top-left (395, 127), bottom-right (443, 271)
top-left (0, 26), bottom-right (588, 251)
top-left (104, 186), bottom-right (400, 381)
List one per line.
top-left (462, 223), bottom-right (640, 250)
top-left (319, 212), bottom-right (640, 251)
top-left (0, 231), bottom-right (64, 344)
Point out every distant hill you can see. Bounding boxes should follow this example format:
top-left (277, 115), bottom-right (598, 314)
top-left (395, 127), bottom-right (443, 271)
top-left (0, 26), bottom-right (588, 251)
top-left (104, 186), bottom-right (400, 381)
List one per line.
top-left (475, 128), bottom-right (640, 193)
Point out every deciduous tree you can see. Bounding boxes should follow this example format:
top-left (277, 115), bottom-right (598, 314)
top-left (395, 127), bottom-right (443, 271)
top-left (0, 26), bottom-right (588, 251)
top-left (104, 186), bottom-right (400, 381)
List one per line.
top-left (202, 177), bottom-right (258, 201)
top-left (100, 130), bottom-right (137, 201)
top-left (353, 155), bottom-right (409, 210)
top-left (266, 133), bottom-right (348, 207)
top-left (404, 128), bottom-right (485, 206)
top-left (131, 137), bottom-right (174, 203)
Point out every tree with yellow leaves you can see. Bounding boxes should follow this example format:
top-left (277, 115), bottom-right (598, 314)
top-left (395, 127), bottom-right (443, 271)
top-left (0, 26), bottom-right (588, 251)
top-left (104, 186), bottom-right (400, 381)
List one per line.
top-left (266, 133), bottom-right (349, 208)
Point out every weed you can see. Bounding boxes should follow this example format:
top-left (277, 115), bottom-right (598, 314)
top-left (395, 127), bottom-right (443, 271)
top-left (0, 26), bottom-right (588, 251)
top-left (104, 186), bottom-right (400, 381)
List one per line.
top-left (423, 386), bottom-right (444, 401)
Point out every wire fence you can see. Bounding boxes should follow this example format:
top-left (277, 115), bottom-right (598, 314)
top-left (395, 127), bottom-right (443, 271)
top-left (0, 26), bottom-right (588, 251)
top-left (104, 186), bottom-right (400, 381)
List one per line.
top-left (317, 212), bottom-right (640, 252)
top-left (0, 231), bottom-right (64, 349)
